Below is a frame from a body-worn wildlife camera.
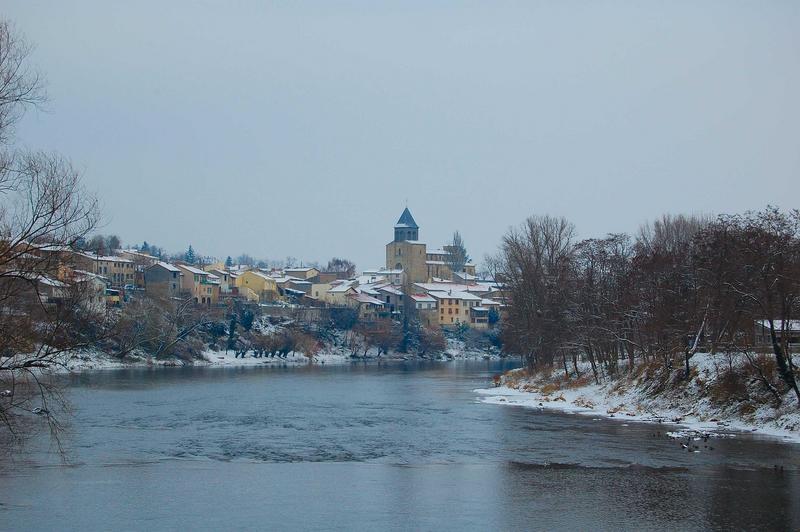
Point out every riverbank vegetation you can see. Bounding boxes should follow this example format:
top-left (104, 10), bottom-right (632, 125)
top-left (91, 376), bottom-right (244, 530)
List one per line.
top-left (490, 208), bottom-right (800, 416)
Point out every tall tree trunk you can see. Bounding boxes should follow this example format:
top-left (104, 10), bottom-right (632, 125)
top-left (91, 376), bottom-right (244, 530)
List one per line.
top-left (769, 320), bottom-right (800, 406)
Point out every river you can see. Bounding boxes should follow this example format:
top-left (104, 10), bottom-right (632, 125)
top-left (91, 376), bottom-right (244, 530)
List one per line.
top-left (1, 360), bottom-right (798, 531)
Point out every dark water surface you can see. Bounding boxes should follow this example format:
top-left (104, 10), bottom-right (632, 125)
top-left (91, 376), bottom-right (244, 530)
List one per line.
top-left (1, 360), bottom-right (798, 531)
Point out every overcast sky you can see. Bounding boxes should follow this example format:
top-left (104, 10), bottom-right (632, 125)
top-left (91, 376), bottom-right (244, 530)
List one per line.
top-left (5, 1), bottom-right (799, 269)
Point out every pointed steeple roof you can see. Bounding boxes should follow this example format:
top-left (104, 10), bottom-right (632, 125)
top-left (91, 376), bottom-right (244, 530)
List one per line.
top-left (394, 207), bottom-right (418, 229)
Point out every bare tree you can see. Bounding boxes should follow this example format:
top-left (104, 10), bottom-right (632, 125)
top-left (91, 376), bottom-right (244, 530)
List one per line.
top-left (445, 231), bottom-right (470, 275)
top-left (326, 257), bottom-right (356, 277)
top-left (0, 21), bottom-right (100, 438)
top-left (0, 20), bottom-right (46, 146)
top-left (493, 215), bottom-right (575, 371)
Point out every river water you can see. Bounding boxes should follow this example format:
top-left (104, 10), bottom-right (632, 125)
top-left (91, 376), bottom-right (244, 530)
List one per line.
top-left (1, 360), bottom-right (798, 531)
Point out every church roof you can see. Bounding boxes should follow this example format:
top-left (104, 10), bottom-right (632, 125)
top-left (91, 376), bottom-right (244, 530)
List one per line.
top-left (394, 207), bottom-right (419, 229)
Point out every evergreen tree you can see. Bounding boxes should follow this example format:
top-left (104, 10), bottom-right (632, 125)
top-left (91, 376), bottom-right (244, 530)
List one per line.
top-left (185, 245), bottom-right (196, 264)
top-left (225, 256), bottom-right (233, 268)
top-left (226, 315), bottom-right (237, 352)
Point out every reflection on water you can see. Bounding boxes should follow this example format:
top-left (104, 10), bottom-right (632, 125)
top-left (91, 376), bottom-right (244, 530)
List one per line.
top-left (0, 360), bottom-right (798, 531)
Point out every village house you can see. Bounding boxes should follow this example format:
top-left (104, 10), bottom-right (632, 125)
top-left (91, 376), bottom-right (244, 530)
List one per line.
top-left (362, 268), bottom-right (404, 286)
top-left (754, 320), bottom-right (800, 347)
top-left (235, 270), bottom-right (279, 303)
top-left (410, 293), bottom-right (438, 327)
top-left (284, 267), bottom-right (320, 282)
top-left (208, 268), bottom-right (235, 295)
top-left (376, 284), bottom-right (404, 315)
top-left (119, 249), bottom-right (159, 288)
top-left (74, 252), bottom-right (135, 288)
top-left (287, 278), bottom-right (313, 295)
top-left (176, 263), bottom-right (219, 306)
top-left (144, 261), bottom-right (183, 299)
top-left (310, 282), bottom-right (333, 301)
top-left (429, 290), bottom-right (483, 327)
top-left (324, 281), bottom-right (358, 306)
top-left (71, 270), bottom-right (109, 315)
top-left (347, 292), bottom-right (385, 321)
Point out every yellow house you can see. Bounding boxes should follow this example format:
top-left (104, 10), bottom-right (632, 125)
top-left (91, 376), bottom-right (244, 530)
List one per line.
top-left (236, 270), bottom-right (279, 302)
top-left (176, 264), bottom-right (220, 306)
top-left (76, 253), bottom-right (135, 287)
top-left (429, 290), bottom-right (482, 327)
top-left (310, 283), bottom-right (332, 301)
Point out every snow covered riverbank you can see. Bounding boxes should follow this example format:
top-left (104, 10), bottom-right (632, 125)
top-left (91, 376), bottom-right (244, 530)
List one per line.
top-left (476, 353), bottom-right (800, 444)
top-left (61, 349), bottom-right (352, 372)
top-left (59, 337), bottom-right (502, 373)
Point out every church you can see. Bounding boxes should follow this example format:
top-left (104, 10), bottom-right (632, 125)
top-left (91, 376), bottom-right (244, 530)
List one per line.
top-left (385, 208), bottom-right (476, 284)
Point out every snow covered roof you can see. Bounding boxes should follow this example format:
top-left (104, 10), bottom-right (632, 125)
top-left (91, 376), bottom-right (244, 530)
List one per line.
top-left (272, 275), bottom-right (302, 284)
top-left (411, 294), bottom-right (436, 303)
top-left (415, 282), bottom-right (491, 294)
top-left (73, 270), bottom-right (109, 283)
top-left (427, 248), bottom-right (451, 256)
top-left (79, 252), bottom-right (133, 263)
top-left (285, 267), bottom-right (318, 273)
top-left (244, 270), bottom-right (277, 282)
top-left (121, 249), bottom-right (158, 259)
top-left (284, 288), bottom-right (307, 296)
top-left (480, 298), bottom-right (501, 306)
top-left (756, 320), bottom-right (800, 331)
top-left (428, 290), bottom-right (482, 301)
top-left (377, 285), bottom-right (403, 296)
top-left (176, 264), bottom-right (208, 275)
top-left (362, 268), bottom-right (403, 275)
top-left (152, 261), bottom-right (181, 272)
top-left (357, 285), bottom-right (381, 296)
top-left (329, 281), bottom-right (356, 293)
top-left (355, 274), bottom-right (387, 285)
top-left (30, 274), bottom-right (67, 288)
top-left (37, 244), bottom-right (74, 252)
top-left (349, 292), bottom-right (385, 306)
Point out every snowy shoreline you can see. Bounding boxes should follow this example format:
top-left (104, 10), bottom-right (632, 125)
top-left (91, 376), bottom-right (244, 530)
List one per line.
top-left (60, 343), bottom-right (503, 373)
top-left (475, 353), bottom-right (800, 445)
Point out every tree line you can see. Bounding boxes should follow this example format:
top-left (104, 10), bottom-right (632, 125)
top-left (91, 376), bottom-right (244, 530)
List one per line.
top-left (491, 208), bottom-right (800, 405)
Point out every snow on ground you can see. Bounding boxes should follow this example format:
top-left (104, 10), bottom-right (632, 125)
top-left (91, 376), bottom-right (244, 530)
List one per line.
top-left (445, 338), bottom-right (500, 360)
top-left (476, 353), bottom-right (800, 445)
top-left (61, 348), bottom-right (352, 372)
top-left (52, 329), bottom-right (501, 373)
